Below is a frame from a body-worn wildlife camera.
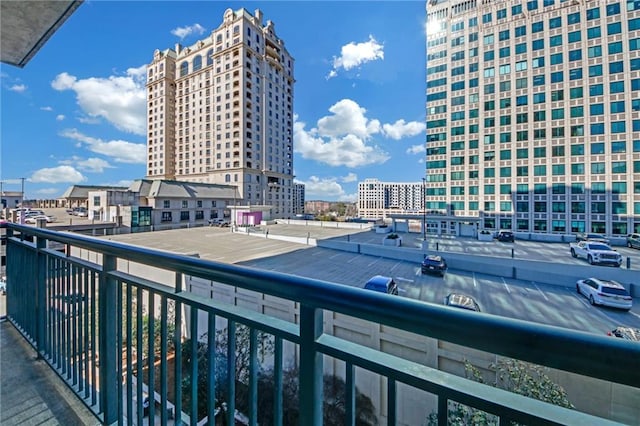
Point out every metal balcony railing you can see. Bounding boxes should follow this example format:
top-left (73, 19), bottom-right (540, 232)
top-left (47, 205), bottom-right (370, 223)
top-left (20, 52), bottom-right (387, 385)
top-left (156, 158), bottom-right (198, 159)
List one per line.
top-left (3, 223), bottom-right (639, 425)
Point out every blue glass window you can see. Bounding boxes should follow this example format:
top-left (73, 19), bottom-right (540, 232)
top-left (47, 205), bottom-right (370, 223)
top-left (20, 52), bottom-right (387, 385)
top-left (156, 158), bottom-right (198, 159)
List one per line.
top-left (499, 47), bottom-right (510, 58)
top-left (609, 61), bottom-right (624, 74)
top-left (587, 27), bottom-right (601, 39)
top-left (567, 12), bottom-right (580, 24)
top-left (608, 41), bottom-right (623, 54)
top-left (608, 22), bottom-right (622, 35)
top-left (483, 12), bottom-right (492, 23)
top-left (499, 30), bottom-right (510, 41)
top-left (610, 101), bottom-right (625, 114)
top-left (568, 30), bottom-right (581, 42)
top-left (515, 42), bottom-right (526, 54)
top-left (469, 17), bottom-right (478, 27)
top-left (586, 7), bottom-right (600, 20)
top-left (591, 123), bottom-right (605, 135)
top-left (589, 64), bottom-right (602, 77)
top-left (527, 0), bottom-right (539, 11)
top-left (606, 3), bottom-right (620, 15)
top-left (631, 38), bottom-right (640, 51)
top-left (610, 81), bottom-right (625, 93)
top-left (550, 53), bottom-right (563, 65)
top-left (497, 8), bottom-right (507, 19)
top-left (587, 45), bottom-right (602, 58)
top-left (550, 35), bottom-right (562, 47)
top-left (632, 58), bottom-right (640, 71)
top-left (611, 121), bottom-right (626, 133)
top-left (590, 103), bottom-right (604, 115)
top-left (549, 17), bottom-right (561, 28)
top-left (630, 18), bottom-right (640, 31)
top-left (532, 21), bottom-right (543, 32)
top-left (533, 75), bottom-right (545, 86)
top-left (569, 68), bottom-right (582, 80)
top-left (589, 84), bottom-right (603, 96)
top-left (515, 26), bottom-right (526, 37)
top-left (569, 49), bottom-right (582, 61)
top-left (532, 39), bottom-right (544, 50)
top-left (512, 4), bottom-right (523, 14)
top-left (551, 71), bottom-right (563, 82)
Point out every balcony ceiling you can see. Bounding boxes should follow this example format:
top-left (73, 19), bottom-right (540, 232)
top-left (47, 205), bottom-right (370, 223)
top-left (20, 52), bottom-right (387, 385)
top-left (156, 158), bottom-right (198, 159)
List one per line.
top-left (1, 1), bottom-right (82, 68)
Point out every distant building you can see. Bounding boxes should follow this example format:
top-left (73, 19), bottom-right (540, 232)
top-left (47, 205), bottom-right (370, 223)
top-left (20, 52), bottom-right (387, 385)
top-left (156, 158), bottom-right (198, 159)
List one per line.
top-left (61, 185), bottom-right (128, 209)
top-left (425, 0), bottom-right (640, 236)
top-left (86, 179), bottom-right (238, 230)
top-left (1, 191), bottom-right (22, 210)
top-left (145, 8), bottom-right (295, 219)
top-left (305, 200), bottom-right (331, 215)
top-left (292, 183), bottom-right (305, 215)
top-left (358, 178), bottom-right (425, 219)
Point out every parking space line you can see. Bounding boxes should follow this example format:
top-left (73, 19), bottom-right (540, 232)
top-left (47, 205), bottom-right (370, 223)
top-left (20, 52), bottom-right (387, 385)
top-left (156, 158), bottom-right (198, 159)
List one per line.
top-left (473, 273), bottom-right (477, 288)
top-left (501, 277), bottom-right (511, 294)
top-left (346, 255), bottom-right (360, 264)
top-left (415, 268), bottom-right (422, 276)
top-left (329, 252), bottom-right (342, 259)
top-left (390, 261), bottom-right (402, 271)
top-left (368, 257), bottom-right (382, 267)
top-left (534, 283), bottom-right (549, 301)
top-left (312, 251), bottom-right (324, 256)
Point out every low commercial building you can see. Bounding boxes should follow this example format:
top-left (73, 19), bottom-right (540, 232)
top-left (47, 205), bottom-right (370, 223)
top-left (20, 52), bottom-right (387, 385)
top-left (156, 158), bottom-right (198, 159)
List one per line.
top-left (87, 179), bottom-right (238, 231)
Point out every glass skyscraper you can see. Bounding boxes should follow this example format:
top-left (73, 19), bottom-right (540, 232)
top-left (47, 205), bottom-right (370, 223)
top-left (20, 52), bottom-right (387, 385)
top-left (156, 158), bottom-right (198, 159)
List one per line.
top-left (425, 0), bottom-right (640, 236)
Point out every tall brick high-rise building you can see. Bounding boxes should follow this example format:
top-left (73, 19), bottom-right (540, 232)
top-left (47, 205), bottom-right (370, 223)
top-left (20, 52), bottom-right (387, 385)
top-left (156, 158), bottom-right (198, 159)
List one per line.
top-left (146, 8), bottom-right (295, 218)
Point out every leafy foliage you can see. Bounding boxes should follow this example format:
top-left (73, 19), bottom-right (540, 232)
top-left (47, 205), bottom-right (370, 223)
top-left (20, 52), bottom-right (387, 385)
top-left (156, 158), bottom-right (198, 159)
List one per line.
top-left (426, 359), bottom-right (573, 425)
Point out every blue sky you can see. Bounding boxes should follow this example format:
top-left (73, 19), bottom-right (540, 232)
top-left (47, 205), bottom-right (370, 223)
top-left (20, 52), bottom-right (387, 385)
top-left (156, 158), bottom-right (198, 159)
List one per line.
top-left (1, 1), bottom-right (427, 201)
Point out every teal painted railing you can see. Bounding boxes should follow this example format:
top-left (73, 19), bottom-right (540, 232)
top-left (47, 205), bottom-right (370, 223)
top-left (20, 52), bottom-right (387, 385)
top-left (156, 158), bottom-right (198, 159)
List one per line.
top-left (3, 223), bottom-right (639, 425)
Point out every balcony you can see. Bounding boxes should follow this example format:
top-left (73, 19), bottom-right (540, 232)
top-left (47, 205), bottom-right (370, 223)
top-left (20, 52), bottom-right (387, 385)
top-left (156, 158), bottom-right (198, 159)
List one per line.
top-left (1, 222), bottom-right (639, 425)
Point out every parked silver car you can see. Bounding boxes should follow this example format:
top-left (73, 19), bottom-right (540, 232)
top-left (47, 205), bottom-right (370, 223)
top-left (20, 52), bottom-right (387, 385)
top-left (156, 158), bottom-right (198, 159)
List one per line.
top-left (576, 278), bottom-right (632, 311)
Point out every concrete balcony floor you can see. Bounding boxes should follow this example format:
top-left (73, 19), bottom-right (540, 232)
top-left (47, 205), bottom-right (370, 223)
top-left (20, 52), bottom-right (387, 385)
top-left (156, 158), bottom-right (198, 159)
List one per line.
top-left (0, 320), bottom-right (98, 425)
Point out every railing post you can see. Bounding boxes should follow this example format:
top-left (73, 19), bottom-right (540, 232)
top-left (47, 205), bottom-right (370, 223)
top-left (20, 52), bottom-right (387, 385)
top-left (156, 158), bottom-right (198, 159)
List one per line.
top-left (299, 305), bottom-right (323, 425)
top-left (35, 235), bottom-right (47, 358)
top-left (99, 254), bottom-right (118, 424)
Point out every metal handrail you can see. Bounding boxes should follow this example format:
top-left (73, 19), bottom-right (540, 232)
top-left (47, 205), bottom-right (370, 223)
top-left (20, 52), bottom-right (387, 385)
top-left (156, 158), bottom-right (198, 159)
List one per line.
top-left (3, 223), bottom-right (639, 425)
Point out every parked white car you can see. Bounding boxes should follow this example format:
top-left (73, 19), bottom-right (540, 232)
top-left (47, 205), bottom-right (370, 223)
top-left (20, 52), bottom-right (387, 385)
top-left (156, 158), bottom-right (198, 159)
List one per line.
top-left (576, 277), bottom-right (632, 311)
top-left (24, 215), bottom-right (55, 224)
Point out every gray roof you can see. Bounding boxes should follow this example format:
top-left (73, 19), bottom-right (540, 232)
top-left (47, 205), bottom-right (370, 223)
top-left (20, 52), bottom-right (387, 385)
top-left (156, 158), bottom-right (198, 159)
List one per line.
top-left (134, 179), bottom-right (237, 199)
top-left (1, 1), bottom-right (83, 68)
top-left (61, 185), bottom-right (128, 199)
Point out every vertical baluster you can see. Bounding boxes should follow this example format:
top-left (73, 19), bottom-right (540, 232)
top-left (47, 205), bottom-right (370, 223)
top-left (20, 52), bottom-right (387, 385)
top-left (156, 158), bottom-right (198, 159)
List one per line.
top-left (207, 313), bottom-right (216, 425)
top-left (248, 328), bottom-right (258, 426)
top-left (148, 292), bottom-right (156, 425)
top-left (190, 306), bottom-right (198, 426)
top-left (387, 378), bottom-right (396, 425)
top-left (299, 306), bottom-right (323, 426)
top-left (345, 362), bottom-right (355, 426)
top-left (273, 336), bottom-right (283, 426)
top-left (226, 321), bottom-right (236, 426)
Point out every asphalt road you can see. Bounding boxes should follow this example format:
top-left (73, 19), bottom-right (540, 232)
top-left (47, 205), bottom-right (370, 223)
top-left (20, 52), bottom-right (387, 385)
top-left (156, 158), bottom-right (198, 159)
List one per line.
top-left (105, 226), bottom-right (640, 338)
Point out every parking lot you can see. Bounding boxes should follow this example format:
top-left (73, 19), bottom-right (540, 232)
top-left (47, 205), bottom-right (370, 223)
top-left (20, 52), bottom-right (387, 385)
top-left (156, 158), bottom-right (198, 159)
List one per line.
top-left (105, 225), bottom-right (640, 338)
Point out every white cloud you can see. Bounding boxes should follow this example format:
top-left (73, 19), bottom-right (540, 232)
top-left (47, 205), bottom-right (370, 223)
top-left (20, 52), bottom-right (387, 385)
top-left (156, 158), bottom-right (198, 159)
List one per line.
top-left (51, 67), bottom-right (147, 135)
top-left (317, 99), bottom-right (381, 139)
top-left (383, 119), bottom-right (426, 140)
top-left (60, 129), bottom-right (146, 164)
top-left (298, 176), bottom-right (348, 199)
top-left (341, 172), bottom-right (358, 183)
top-left (56, 114), bottom-right (65, 121)
top-left (9, 84), bottom-right (26, 92)
top-left (294, 99), bottom-right (424, 168)
top-left (41, 106), bottom-right (53, 111)
top-left (60, 156), bottom-right (114, 173)
top-left (171, 23), bottom-right (206, 39)
top-left (406, 144), bottom-right (425, 155)
top-left (327, 35), bottom-right (384, 79)
top-left (30, 166), bottom-right (86, 184)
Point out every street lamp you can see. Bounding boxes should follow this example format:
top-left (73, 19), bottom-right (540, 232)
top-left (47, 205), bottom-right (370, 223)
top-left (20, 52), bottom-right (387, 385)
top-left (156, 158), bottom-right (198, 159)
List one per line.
top-left (422, 177), bottom-right (426, 241)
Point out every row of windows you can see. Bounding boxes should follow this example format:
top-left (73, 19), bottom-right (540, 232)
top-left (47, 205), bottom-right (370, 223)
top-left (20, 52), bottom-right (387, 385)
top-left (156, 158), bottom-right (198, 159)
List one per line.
top-left (442, 121), bottom-right (640, 138)
top-left (447, 1), bottom-right (640, 35)
top-left (425, 181), bottom-right (640, 198)
top-left (429, 77), bottom-right (640, 106)
top-left (425, 200), bottom-right (640, 219)
top-left (441, 140), bottom-right (640, 155)
top-left (428, 162), bottom-right (640, 178)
